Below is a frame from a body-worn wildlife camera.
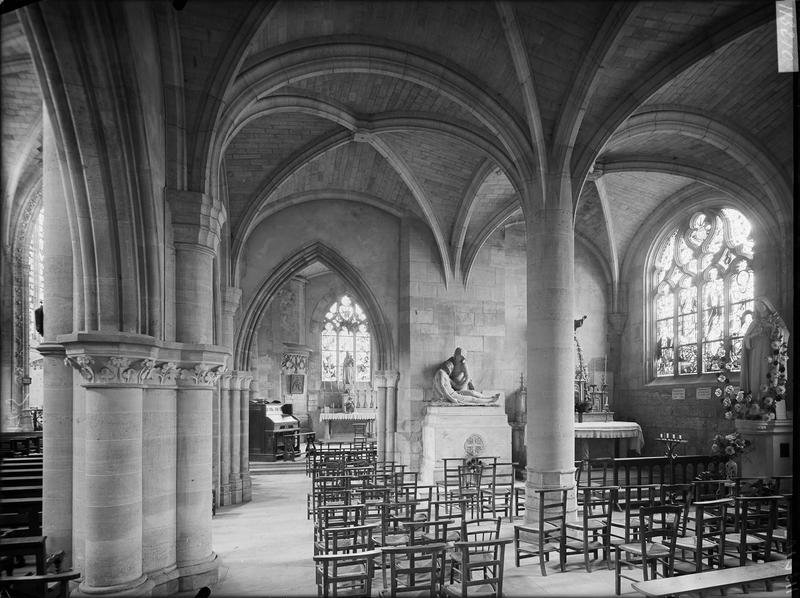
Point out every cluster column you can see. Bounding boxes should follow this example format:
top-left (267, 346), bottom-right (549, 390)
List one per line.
top-left (63, 353), bottom-right (155, 596)
top-left (373, 371), bottom-right (400, 462)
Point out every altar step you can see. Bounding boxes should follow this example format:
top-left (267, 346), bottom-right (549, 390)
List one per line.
top-left (249, 458), bottom-right (307, 475)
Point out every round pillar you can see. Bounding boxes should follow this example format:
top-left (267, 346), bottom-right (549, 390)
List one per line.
top-left (525, 203), bottom-right (577, 522)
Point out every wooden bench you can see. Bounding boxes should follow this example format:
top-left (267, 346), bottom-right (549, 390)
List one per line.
top-left (0, 535), bottom-right (47, 574)
top-left (1, 485), bottom-right (42, 498)
top-left (0, 570), bottom-right (80, 598)
top-left (1, 496), bottom-right (43, 534)
top-left (631, 559), bottom-right (790, 597)
top-left (1, 475), bottom-right (42, 486)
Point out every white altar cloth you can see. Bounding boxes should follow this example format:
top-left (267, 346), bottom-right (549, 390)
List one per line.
top-left (573, 421), bottom-right (644, 454)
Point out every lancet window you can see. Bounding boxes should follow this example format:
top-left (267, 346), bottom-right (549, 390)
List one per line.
top-left (320, 294), bottom-right (371, 383)
top-left (653, 208), bottom-right (754, 377)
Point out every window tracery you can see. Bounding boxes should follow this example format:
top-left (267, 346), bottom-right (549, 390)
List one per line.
top-left (320, 294), bottom-right (371, 383)
top-left (653, 208), bottom-right (754, 377)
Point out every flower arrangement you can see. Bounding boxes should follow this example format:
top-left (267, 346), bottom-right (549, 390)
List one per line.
top-left (710, 432), bottom-right (751, 461)
top-left (715, 336), bottom-right (787, 421)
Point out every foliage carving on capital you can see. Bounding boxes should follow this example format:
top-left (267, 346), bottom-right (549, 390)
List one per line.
top-left (153, 362), bottom-right (179, 384)
top-left (281, 353), bottom-right (307, 374)
top-left (64, 356), bottom-right (161, 385)
top-left (179, 363), bottom-right (227, 386)
top-left (64, 355), bottom-right (95, 382)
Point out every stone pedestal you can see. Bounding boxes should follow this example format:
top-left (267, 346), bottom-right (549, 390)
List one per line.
top-left (736, 418), bottom-right (793, 478)
top-left (420, 404), bottom-right (511, 485)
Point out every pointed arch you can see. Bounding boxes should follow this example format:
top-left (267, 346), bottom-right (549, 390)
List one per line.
top-left (234, 241), bottom-right (395, 372)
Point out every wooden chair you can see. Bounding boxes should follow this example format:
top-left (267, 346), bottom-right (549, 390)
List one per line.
top-left (658, 483), bottom-right (691, 537)
top-left (313, 549), bottom-right (381, 597)
top-left (450, 517), bottom-right (501, 583)
top-left (772, 493), bottom-right (791, 554)
top-left (453, 463), bottom-right (484, 518)
top-left (562, 485), bottom-right (618, 572)
top-left (615, 484), bottom-right (661, 544)
top-left (442, 539), bottom-right (511, 598)
top-left (614, 505), bottom-right (682, 595)
top-left (314, 504), bottom-right (366, 545)
top-left (479, 461), bottom-right (515, 521)
top-left (513, 488), bottom-right (566, 575)
top-left (721, 495), bottom-right (780, 567)
top-left (673, 498), bottom-right (729, 574)
top-left (379, 543), bottom-right (447, 598)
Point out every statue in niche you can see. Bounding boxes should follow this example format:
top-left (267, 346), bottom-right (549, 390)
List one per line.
top-left (740, 298), bottom-right (789, 404)
top-left (444, 347), bottom-right (474, 391)
top-left (433, 360), bottom-right (499, 405)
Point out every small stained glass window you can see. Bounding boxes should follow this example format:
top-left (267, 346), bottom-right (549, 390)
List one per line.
top-left (652, 208), bottom-right (754, 377)
top-left (320, 295), bottom-right (371, 383)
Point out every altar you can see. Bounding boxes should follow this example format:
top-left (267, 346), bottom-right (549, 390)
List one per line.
top-left (574, 421), bottom-right (644, 459)
top-left (318, 411), bottom-right (376, 440)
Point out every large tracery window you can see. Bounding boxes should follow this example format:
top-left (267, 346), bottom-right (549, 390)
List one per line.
top-left (320, 294), bottom-right (371, 383)
top-left (653, 208), bottom-right (754, 378)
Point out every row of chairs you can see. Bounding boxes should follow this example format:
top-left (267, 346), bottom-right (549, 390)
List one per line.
top-left (309, 449), bottom-right (512, 597)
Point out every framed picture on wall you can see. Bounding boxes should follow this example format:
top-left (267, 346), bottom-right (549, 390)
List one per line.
top-left (289, 374), bottom-right (304, 394)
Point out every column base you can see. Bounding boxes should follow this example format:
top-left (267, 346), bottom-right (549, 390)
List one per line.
top-left (218, 482), bottom-right (232, 506)
top-left (177, 552), bottom-right (219, 592)
top-left (525, 467), bottom-right (578, 525)
top-left (241, 473), bottom-right (252, 503)
top-left (75, 575), bottom-right (154, 597)
top-left (147, 565), bottom-right (180, 597)
top-left (229, 475), bottom-right (243, 503)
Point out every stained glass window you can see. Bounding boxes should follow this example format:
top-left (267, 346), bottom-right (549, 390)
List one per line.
top-left (320, 294), bottom-right (371, 383)
top-left (652, 208), bottom-right (753, 377)
top-left (28, 208), bottom-right (44, 347)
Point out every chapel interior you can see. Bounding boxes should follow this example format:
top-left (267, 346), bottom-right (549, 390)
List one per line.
top-left (0, 0), bottom-right (795, 596)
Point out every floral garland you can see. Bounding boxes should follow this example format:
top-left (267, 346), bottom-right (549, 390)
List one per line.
top-left (715, 322), bottom-right (788, 421)
top-left (710, 431), bottom-right (751, 460)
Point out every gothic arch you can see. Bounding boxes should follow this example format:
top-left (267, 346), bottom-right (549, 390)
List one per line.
top-left (234, 241), bottom-right (395, 372)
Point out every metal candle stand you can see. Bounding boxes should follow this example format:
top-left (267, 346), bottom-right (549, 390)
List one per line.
top-left (657, 432), bottom-right (688, 483)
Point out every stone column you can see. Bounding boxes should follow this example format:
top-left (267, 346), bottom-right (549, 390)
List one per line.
top-left (40, 106), bottom-right (75, 565)
top-left (606, 312), bottom-right (627, 413)
top-left (385, 372), bottom-right (399, 462)
top-left (525, 201), bottom-right (577, 523)
top-left (218, 373), bottom-right (232, 506)
top-left (63, 354), bottom-right (154, 596)
top-left (218, 288), bottom-right (241, 507)
top-left (142, 366), bottom-right (179, 595)
top-left (168, 189), bottom-right (223, 589)
top-left (240, 375), bottom-right (254, 502)
top-left (373, 372), bottom-right (388, 461)
top-left (229, 372), bottom-right (243, 503)
top-left (175, 363), bottom-right (223, 590)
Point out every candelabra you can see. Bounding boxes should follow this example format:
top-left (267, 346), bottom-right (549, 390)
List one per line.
top-left (657, 432), bottom-right (688, 483)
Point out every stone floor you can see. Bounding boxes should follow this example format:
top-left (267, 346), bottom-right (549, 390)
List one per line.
top-left (194, 462), bottom-right (791, 598)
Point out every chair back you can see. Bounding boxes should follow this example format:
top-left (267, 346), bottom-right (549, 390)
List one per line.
top-left (637, 504), bottom-right (682, 568)
top-left (681, 498), bottom-right (729, 571)
top-left (460, 517), bottom-right (501, 543)
top-left (457, 463), bottom-right (483, 494)
top-left (448, 539), bottom-right (511, 598)
top-left (382, 543), bottom-right (447, 598)
top-left (318, 522), bottom-right (378, 555)
top-left (313, 549), bottom-right (381, 598)
top-left (659, 483), bottom-right (691, 536)
top-left (728, 495), bottom-right (780, 564)
top-left (314, 503), bottom-right (366, 542)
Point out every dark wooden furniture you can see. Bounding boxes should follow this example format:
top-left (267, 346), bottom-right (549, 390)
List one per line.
top-left (0, 535), bottom-right (46, 574)
top-left (0, 570), bottom-right (80, 598)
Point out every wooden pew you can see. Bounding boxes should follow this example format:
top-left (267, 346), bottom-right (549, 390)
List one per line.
top-left (1, 485), bottom-right (42, 498)
top-left (1, 497), bottom-right (42, 534)
top-left (1, 475), bottom-right (42, 487)
top-left (631, 559), bottom-right (790, 597)
top-left (1, 468), bottom-right (44, 477)
top-left (0, 570), bottom-right (80, 598)
top-left (0, 535), bottom-right (47, 574)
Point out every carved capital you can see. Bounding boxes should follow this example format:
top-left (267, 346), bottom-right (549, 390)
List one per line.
top-left (373, 370), bottom-right (399, 389)
top-left (177, 363), bottom-right (227, 387)
top-left (63, 355), bottom-right (157, 385)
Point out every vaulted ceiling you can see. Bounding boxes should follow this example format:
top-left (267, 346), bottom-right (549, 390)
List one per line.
top-left (2, 1), bottom-right (791, 289)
